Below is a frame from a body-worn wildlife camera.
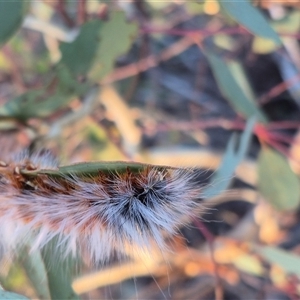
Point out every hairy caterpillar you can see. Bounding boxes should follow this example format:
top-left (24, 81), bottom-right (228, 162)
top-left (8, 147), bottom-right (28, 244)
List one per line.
top-left (0, 150), bottom-right (204, 263)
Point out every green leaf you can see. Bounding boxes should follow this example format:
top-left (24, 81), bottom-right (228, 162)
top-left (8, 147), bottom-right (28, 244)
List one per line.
top-left (257, 246), bottom-right (300, 276)
top-left (258, 147), bottom-right (300, 211)
top-left (0, 66), bottom-right (88, 121)
top-left (0, 290), bottom-right (29, 300)
top-left (60, 20), bottom-right (103, 76)
top-left (218, 0), bottom-right (281, 45)
top-left (21, 161), bottom-right (168, 178)
top-left (203, 116), bottom-right (256, 198)
top-left (0, 1), bottom-right (28, 47)
top-left (89, 11), bottom-right (139, 80)
top-left (41, 239), bottom-right (80, 300)
top-left (60, 11), bottom-right (138, 80)
top-left (205, 53), bottom-right (267, 122)
top-left (0, 90), bottom-right (74, 120)
top-left (20, 249), bottom-right (51, 300)
top-left (272, 10), bottom-right (300, 34)
top-left (252, 10), bottom-right (300, 54)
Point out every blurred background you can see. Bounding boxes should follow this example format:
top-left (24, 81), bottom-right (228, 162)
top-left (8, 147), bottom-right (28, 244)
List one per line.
top-left (1, 0), bottom-right (300, 299)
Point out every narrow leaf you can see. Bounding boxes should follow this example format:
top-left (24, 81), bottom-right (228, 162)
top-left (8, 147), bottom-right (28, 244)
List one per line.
top-left (218, 0), bottom-right (281, 44)
top-left (258, 147), bottom-right (300, 210)
top-left (21, 161), bottom-right (171, 178)
top-left (203, 116), bottom-right (256, 198)
top-left (205, 53), bottom-right (267, 122)
top-left (20, 249), bottom-right (51, 300)
top-left (257, 246), bottom-right (300, 276)
top-left (41, 239), bottom-right (80, 300)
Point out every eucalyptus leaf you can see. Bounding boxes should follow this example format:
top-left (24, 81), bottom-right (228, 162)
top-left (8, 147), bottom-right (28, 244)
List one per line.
top-left (258, 147), bottom-right (300, 211)
top-left (60, 20), bottom-right (103, 76)
top-left (203, 116), bottom-right (256, 198)
top-left (0, 90), bottom-right (74, 120)
top-left (21, 161), bottom-right (169, 178)
top-left (0, 1), bottom-right (28, 47)
top-left (205, 53), bottom-right (267, 122)
top-left (89, 11), bottom-right (138, 80)
top-left (257, 246), bottom-right (300, 276)
top-left (218, 0), bottom-right (281, 45)
top-left (60, 11), bottom-right (138, 80)
top-left (252, 10), bottom-right (300, 54)
top-left (41, 239), bottom-right (80, 300)
top-left (20, 248), bottom-right (51, 300)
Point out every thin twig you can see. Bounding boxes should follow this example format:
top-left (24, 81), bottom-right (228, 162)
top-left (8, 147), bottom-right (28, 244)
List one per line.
top-left (258, 73), bottom-right (300, 105)
top-left (193, 219), bottom-right (223, 300)
top-left (101, 36), bottom-right (195, 84)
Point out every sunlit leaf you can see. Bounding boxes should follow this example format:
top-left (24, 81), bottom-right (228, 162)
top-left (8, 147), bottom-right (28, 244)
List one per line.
top-left (205, 53), bottom-right (267, 122)
top-left (257, 246), bottom-right (300, 276)
top-left (0, 1), bottom-right (28, 47)
top-left (233, 254), bottom-right (264, 276)
top-left (258, 147), bottom-right (300, 210)
top-left (213, 34), bottom-right (237, 51)
top-left (218, 0), bottom-right (281, 45)
top-left (252, 36), bottom-right (279, 54)
top-left (203, 116), bottom-right (256, 198)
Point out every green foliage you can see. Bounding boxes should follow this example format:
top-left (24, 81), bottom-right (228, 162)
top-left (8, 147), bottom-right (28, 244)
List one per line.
top-left (258, 147), bottom-right (300, 211)
top-left (218, 0), bottom-right (281, 44)
top-left (257, 246), bottom-right (300, 276)
top-left (22, 161), bottom-right (155, 177)
top-left (19, 248), bottom-right (51, 300)
top-left (41, 241), bottom-right (80, 300)
top-left (203, 116), bottom-right (256, 198)
top-left (205, 53), bottom-right (267, 122)
top-left (89, 11), bottom-right (139, 80)
top-left (0, 0), bottom-right (299, 299)
top-left (60, 20), bottom-right (103, 76)
top-left (0, 1), bottom-right (28, 47)
top-left (60, 11), bottom-right (138, 80)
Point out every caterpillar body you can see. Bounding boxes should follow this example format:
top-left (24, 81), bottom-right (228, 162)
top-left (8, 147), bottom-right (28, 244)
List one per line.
top-left (0, 150), bottom-right (204, 263)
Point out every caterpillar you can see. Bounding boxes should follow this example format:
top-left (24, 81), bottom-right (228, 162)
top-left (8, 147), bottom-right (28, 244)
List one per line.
top-left (0, 150), bottom-right (204, 264)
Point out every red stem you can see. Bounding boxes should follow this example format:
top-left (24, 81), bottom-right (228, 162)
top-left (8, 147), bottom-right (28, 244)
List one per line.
top-left (77, 0), bottom-right (87, 25)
